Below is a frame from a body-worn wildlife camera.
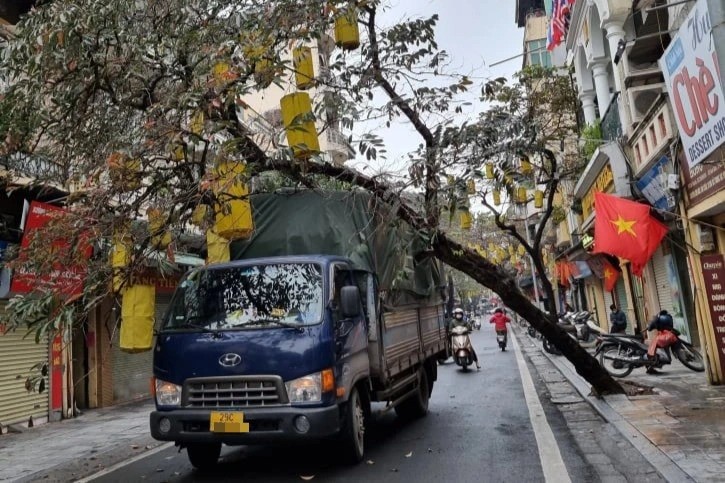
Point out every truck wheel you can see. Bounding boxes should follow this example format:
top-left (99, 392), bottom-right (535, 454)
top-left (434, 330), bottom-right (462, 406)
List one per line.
top-left (395, 368), bottom-right (429, 420)
top-left (339, 386), bottom-right (366, 464)
top-left (186, 442), bottom-right (221, 470)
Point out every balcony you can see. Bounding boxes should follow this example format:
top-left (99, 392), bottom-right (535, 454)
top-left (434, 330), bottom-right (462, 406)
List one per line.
top-left (324, 128), bottom-right (353, 165)
top-left (629, 99), bottom-right (674, 174)
top-left (600, 93), bottom-right (622, 142)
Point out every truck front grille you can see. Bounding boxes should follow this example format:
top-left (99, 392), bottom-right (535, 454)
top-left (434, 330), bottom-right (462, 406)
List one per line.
top-left (182, 376), bottom-right (288, 408)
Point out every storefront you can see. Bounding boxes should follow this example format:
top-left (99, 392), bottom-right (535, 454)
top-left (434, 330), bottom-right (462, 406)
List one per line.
top-left (0, 301), bottom-right (50, 431)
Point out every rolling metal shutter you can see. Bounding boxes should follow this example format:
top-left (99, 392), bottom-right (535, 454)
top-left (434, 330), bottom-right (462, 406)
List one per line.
top-left (0, 302), bottom-right (49, 427)
top-left (651, 247), bottom-right (674, 316)
top-left (111, 295), bottom-right (171, 403)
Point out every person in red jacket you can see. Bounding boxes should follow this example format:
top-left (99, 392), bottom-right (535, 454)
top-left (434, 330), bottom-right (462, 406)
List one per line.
top-left (489, 308), bottom-right (511, 349)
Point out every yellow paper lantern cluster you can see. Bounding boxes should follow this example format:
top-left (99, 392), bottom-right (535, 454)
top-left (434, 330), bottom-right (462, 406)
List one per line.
top-left (334, 7), bottom-right (360, 50)
top-left (534, 189), bottom-right (544, 209)
top-left (280, 92), bottom-right (320, 159)
top-left (110, 232), bottom-right (132, 292)
top-left (213, 161), bottom-right (254, 240)
top-left (120, 284), bottom-right (155, 353)
top-left (206, 229), bottom-right (230, 264)
top-left (147, 208), bottom-right (172, 249)
top-left (459, 209), bottom-right (472, 230)
top-left (293, 46), bottom-right (315, 90)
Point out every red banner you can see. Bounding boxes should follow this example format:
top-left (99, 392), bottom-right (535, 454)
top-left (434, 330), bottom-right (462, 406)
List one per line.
top-left (51, 335), bottom-right (63, 411)
top-left (10, 201), bottom-right (91, 296)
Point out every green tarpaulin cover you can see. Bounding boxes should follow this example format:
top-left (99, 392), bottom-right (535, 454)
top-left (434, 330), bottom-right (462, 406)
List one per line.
top-left (230, 190), bottom-right (442, 303)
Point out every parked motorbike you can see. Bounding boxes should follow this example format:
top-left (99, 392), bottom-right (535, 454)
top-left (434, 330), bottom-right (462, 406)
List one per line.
top-left (560, 311), bottom-right (594, 343)
top-left (450, 325), bottom-right (475, 371)
top-left (589, 321), bottom-right (705, 377)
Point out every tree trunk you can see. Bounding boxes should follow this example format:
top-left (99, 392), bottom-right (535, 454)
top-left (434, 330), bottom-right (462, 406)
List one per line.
top-left (433, 233), bottom-right (624, 395)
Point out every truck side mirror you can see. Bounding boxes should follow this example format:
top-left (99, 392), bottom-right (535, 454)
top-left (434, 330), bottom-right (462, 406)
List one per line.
top-left (340, 286), bottom-right (361, 318)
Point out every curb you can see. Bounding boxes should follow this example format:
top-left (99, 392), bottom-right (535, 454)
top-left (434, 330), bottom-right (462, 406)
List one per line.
top-left (512, 328), bottom-right (694, 483)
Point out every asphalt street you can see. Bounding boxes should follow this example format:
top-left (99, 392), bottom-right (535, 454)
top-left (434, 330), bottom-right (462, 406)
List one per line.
top-left (86, 322), bottom-right (596, 482)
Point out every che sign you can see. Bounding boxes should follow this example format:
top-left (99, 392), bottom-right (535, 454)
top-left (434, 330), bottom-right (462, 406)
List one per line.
top-left (660, 0), bottom-right (725, 168)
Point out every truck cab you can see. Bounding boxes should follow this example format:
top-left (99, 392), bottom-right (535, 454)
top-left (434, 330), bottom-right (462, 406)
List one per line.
top-left (150, 255), bottom-right (379, 467)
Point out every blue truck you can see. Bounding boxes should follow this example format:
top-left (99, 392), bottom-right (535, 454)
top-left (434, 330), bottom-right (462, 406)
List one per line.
top-left (150, 190), bottom-right (449, 468)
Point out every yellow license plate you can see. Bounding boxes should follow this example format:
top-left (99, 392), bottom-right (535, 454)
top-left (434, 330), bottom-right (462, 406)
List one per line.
top-left (210, 411), bottom-right (250, 433)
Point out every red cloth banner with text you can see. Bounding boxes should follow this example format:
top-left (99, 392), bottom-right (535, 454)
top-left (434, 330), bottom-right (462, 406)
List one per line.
top-left (10, 201), bottom-right (92, 296)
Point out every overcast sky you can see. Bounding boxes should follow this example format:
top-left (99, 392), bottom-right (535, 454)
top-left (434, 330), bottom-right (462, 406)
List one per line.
top-left (347, 0), bottom-right (525, 176)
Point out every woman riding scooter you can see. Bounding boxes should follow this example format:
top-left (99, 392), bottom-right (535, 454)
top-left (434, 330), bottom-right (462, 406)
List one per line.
top-left (450, 308), bottom-right (481, 370)
top-left (489, 308), bottom-right (511, 351)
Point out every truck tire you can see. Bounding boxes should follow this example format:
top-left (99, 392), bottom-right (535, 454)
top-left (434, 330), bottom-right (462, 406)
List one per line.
top-left (395, 368), bottom-right (429, 420)
top-left (339, 386), bottom-right (366, 464)
top-left (186, 442), bottom-right (221, 470)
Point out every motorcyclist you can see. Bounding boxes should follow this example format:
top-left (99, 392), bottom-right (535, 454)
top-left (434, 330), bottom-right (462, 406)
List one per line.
top-left (489, 307), bottom-right (511, 350)
top-left (450, 307), bottom-right (481, 370)
top-left (643, 310), bottom-right (678, 374)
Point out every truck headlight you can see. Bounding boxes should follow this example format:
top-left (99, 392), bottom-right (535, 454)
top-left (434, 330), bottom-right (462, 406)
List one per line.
top-left (155, 379), bottom-right (182, 406)
top-left (286, 373), bottom-right (322, 403)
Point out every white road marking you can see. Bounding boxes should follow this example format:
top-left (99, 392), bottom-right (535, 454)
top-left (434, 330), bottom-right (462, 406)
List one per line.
top-left (510, 333), bottom-right (572, 483)
top-left (74, 442), bottom-right (174, 482)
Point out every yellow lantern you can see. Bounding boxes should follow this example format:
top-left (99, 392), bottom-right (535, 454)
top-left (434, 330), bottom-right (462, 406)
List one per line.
top-left (334, 7), bottom-right (360, 50)
top-left (518, 244), bottom-right (526, 256)
top-left (147, 208), bottom-right (172, 249)
top-left (110, 232), bottom-right (132, 292)
top-left (466, 179), bottom-right (476, 195)
top-left (508, 245), bottom-right (515, 257)
top-left (107, 152), bottom-right (141, 191)
top-left (212, 61), bottom-right (238, 85)
top-left (206, 229), bottom-right (230, 264)
top-left (459, 209), bottom-right (472, 230)
top-left (120, 284), bottom-right (155, 353)
top-left (485, 163), bottom-right (494, 179)
top-left (293, 46), bottom-right (314, 90)
top-left (521, 157), bottom-right (532, 174)
top-left (190, 111), bottom-right (205, 135)
top-left (172, 145), bottom-right (185, 162)
top-left (534, 190), bottom-right (544, 209)
top-left (280, 92), bottom-right (320, 159)
top-left (191, 204), bottom-right (209, 226)
top-left (213, 161), bottom-right (254, 240)
top-left (492, 189), bottom-right (501, 206)
top-left (517, 187), bottom-right (527, 204)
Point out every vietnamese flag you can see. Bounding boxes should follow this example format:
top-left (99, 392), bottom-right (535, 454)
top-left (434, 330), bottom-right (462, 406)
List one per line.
top-left (592, 192), bottom-right (669, 275)
top-left (602, 258), bottom-right (620, 292)
top-left (630, 217), bottom-right (669, 276)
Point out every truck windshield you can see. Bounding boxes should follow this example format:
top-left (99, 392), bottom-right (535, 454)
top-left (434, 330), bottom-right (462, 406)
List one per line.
top-left (162, 263), bottom-right (324, 330)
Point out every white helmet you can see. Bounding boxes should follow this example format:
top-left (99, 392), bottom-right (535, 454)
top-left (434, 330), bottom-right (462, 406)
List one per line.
top-left (453, 308), bottom-right (464, 314)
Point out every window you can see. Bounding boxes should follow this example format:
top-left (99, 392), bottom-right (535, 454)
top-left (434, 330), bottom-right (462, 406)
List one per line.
top-left (527, 39), bottom-right (552, 68)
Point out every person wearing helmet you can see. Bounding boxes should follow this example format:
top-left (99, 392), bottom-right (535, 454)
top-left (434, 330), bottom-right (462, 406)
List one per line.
top-left (489, 307), bottom-right (511, 349)
top-left (450, 307), bottom-right (481, 370)
top-left (643, 310), bottom-right (677, 374)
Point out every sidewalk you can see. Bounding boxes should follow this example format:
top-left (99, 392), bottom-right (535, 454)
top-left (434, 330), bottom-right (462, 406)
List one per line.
top-left (535, 332), bottom-right (725, 483)
top-left (0, 399), bottom-right (160, 482)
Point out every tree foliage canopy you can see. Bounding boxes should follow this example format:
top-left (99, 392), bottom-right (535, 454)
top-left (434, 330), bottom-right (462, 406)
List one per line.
top-left (0, 0), bottom-right (622, 393)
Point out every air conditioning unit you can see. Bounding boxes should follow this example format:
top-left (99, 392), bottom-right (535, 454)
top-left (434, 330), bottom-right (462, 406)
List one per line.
top-left (622, 48), bottom-right (662, 86)
top-left (626, 83), bottom-right (665, 126)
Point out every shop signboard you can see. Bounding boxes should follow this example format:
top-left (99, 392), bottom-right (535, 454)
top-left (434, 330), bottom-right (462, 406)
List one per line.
top-left (10, 201), bottom-right (91, 296)
top-left (635, 156), bottom-right (676, 211)
top-left (660, 0), bottom-right (725, 168)
top-left (701, 254), bottom-right (725, 372)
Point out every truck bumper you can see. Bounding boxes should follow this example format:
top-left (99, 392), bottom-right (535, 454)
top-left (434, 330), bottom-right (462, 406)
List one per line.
top-left (150, 405), bottom-right (341, 445)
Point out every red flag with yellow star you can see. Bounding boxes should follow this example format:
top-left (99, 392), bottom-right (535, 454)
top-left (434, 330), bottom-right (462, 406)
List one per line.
top-left (602, 258), bottom-right (620, 292)
top-left (592, 192), bottom-right (652, 265)
top-left (630, 217), bottom-right (669, 276)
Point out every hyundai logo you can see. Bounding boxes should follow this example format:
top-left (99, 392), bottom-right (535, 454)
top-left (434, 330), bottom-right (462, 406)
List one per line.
top-left (219, 353), bottom-right (242, 367)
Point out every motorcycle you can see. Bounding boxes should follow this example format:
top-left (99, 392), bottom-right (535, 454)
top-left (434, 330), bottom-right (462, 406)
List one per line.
top-left (473, 318), bottom-right (482, 331)
top-left (450, 325), bottom-right (475, 371)
top-left (560, 311), bottom-right (594, 343)
top-left (496, 331), bottom-right (507, 351)
top-left (589, 321), bottom-right (705, 377)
